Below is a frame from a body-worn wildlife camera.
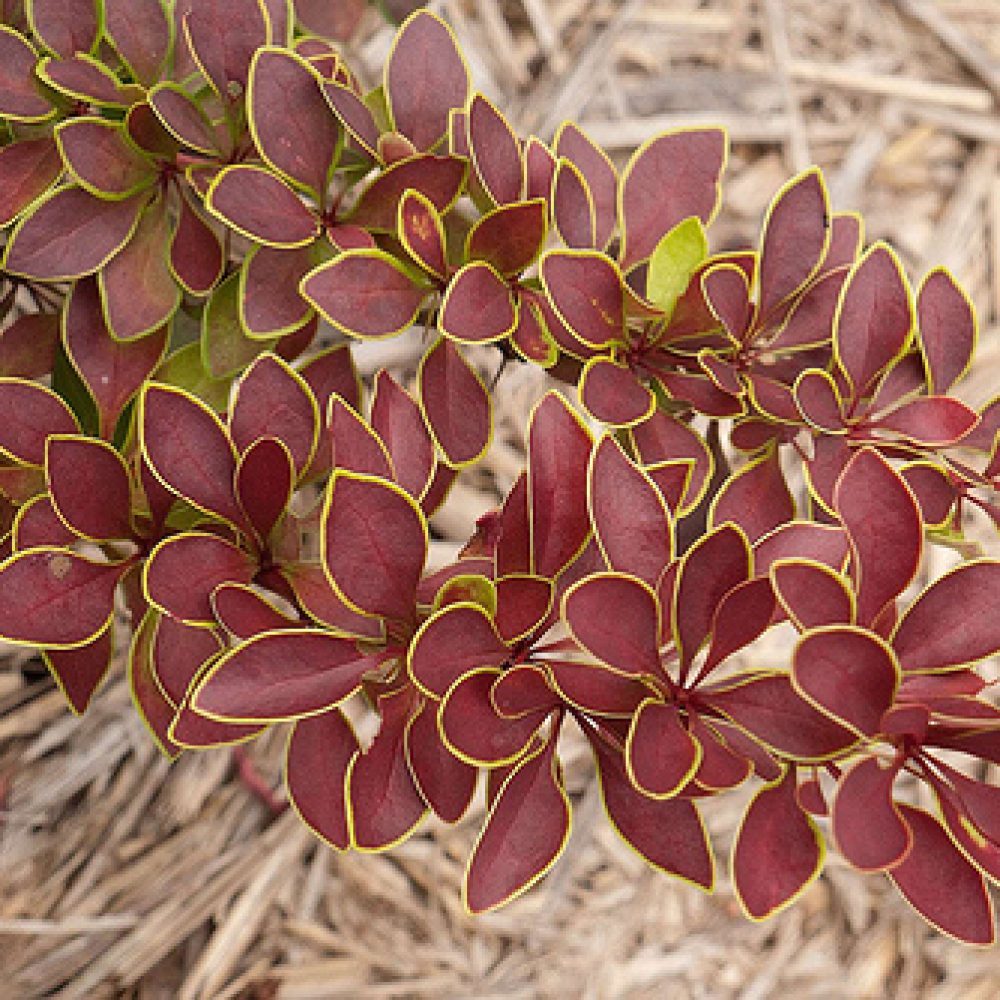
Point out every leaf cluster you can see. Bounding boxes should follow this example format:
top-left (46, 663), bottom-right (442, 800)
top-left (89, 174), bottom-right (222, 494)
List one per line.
top-left (2, 2), bottom-right (1000, 942)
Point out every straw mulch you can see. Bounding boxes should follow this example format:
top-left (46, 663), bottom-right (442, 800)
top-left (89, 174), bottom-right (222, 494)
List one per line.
top-left (3, 1), bottom-right (1000, 997)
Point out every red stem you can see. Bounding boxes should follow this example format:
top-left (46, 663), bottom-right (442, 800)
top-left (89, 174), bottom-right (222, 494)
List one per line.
top-left (233, 746), bottom-right (288, 817)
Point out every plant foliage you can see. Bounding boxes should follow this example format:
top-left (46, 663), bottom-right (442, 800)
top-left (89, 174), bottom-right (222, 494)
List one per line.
top-left (2, 1), bottom-right (1000, 943)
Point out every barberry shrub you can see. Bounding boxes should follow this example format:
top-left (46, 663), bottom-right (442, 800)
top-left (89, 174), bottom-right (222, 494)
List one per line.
top-left (2, 1), bottom-right (1000, 943)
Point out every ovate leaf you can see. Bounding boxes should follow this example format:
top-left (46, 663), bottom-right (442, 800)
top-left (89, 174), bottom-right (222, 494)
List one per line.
top-left (552, 157), bottom-right (595, 249)
top-left (0, 138), bottom-right (62, 226)
top-left (235, 436), bottom-right (294, 542)
top-left (647, 216), bottom-right (708, 317)
top-left (248, 46), bottom-right (340, 197)
top-left (578, 357), bottom-right (654, 428)
top-left (589, 435), bottom-right (672, 585)
top-left (398, 188), bottom-right (447, 279)
top-left (758, 168), bottom-right (830, 319)
top-left (626, 700), bottom-right (701, 798)
top-left (385, 9), bottom-right (469, 152)
top-left (193, 628), bottom-right (376, 721)
top-left (0, 27), bottom-right (53, 122)
top-left (370, 370), bottom-right (435, 499)
top-left (0, 378), bottom-right (79, 465)
top-left (464, 731), bottom-right (570, 913)
top-left (181, 0), bottom-right (268, 98)
top-left (467, 198), bottom-right (548, 277)
top-left (347, 688), bottom-right (427, 850)
top-left (792, 626), bottom-right (899, 736)
top-left (438, 260), bottom-right (517, 345)
top-left (140, 382), bottom-right (245, 527)
top-left (55, 119), bottom-right (154, 200)
top-left (4, 185), bottom-right (144, 281)
top-left (833, 243), bottom-right (914, 398)
top-left (553, 121), bottom-right (617, 249)
top-left (889, 804), bottom-right (995, 945)
top-left (169, 192), bottom-right (224, 296)
top-left (563, 572), bottom-right (661, 676)
top-left (229, 352), bottom-right (319, 476)
top-left (891, 561), bottom-right (1000, 673)
top-left (770, 558), bottom-right (854, 630)
top-left (322, 471), bottom-right (427, 621)
top-left (205, 165), bottom-right (318, 247)
top-left (916, 267), bottom-right (976, 394)
top-left (327, 396), bottom-right (393, 480)
top-left (0, 548), bottom-right (125, 648)
top-left (322, 79), bottom-right (380, 159)
top-left (286, 709), bottom-right (358, 850)
top-left (417, 337), bottom-right (491, 468)
top-left (144, 532), bottom-right (256, 625)
top-left (528, 392), bottom-right (593, 577)
top-left (104, 0), bottom-right (171, 86)
top-left (672, 523), bottom-right (750, 673)
top-left (148, 82), bottom-right (219, 154)
top-left (467, 93), bottom-right (522, 206)
top-left (619, 128), bottom-right (726, 271)
top-left (99, 197), bottom-right (180, 340)
top-left (302, 250), bottom-right (428, 339)
top-left (46, 435), bottom-right (132, 541)
top-left (732, 769), bottom-right (825, 920)
top-left (539, 250), bottom-right (625, 349)
top-left (834, 447), bottom-right (922, 627)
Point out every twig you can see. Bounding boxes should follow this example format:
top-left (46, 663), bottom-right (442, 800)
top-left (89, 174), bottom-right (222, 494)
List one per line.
top-left (892, 0), bottom-right (1000, 101)
top-left (441, 1), bottom-right (500, 102)
top-left (900, 101), bottom-right (1000, 142)
top-left (918, 143), bottom-right (998, 275)
top-left (532, 0), bottom-right (648, 137)
top-left (764, 0), bottom-right (811, 172)
top-left (575, 114), bottom-right (793, 148)
top-left (720, 0), bottom-right (752, 70)
top-left (631, 9), bottom-right (733, 32)
top-left (990, 176), bottom-right (1000, 325)
top-left (829, 123), bottom-right (889, 208)
top-left (737, 50), bottom-right (994, 112)
top-left (0, 916), bottom-right (139, 935)
top-left (477, 0), bottom-right (529, 88)
top-left (521, 0), bottom-right (564, 71)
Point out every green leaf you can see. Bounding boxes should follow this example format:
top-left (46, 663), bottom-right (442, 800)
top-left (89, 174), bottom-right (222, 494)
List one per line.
top-left (155, 342), bottom-right (230, 412)
top-left (52, 343), bottom-right (99, 437)
top-left (646, 216), bottom-right (708, 318)
top-left (201, 272), bottom-right (276, 379)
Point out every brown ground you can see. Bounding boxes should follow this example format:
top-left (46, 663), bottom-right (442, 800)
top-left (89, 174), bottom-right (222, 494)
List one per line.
top-left (3, 1), bottom-right (1000, 997)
